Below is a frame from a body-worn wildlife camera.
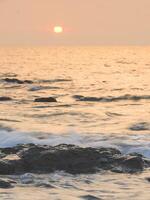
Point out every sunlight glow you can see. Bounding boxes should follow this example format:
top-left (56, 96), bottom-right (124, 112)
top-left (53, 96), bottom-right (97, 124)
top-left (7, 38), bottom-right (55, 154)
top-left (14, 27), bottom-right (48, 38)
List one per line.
top-left (54, 26), bottom-right (63, 33)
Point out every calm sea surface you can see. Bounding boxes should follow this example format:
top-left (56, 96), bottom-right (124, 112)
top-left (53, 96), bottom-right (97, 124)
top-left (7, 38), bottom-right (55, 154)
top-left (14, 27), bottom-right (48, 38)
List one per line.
top-left (0, 46), bottom-right (150, 199)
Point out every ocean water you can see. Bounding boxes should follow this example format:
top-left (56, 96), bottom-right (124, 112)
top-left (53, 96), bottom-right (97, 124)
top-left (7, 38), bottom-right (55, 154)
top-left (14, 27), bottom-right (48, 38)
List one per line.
top-left (0, 46), bottom-right (150, 199)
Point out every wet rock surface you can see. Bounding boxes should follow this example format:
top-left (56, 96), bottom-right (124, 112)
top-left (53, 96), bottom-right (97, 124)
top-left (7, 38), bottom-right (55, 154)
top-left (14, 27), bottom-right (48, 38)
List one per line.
top-left (0, 179), bottom-right (14, 188)
top-left (0, 144), bottom-right (149, 175)
top-left (2, 78), bottom-right (33, 84)
top-left (129, 122), bottom-right (150, 131)
top-left (0, 97), bottom-right (12, 101)
top-left (81, 195), bottom-right (101, 200)
top-left (146, 177), bottom-right (150, 182)
top-left (34, 97), bottom-right (57, 102)
top-left (35, 182), bottom-right (55, 188)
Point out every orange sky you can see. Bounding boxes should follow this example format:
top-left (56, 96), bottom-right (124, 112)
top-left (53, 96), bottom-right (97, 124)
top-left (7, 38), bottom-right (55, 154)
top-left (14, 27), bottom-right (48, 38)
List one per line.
top-left (0, 0), bottom-right (150, 45)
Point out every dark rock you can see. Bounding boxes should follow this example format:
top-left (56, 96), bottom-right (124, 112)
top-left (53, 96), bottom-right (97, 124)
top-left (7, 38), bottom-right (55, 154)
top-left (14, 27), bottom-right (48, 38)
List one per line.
top-left (0, 144), bottom-right (35, 155)
top-left (0, 179), bottom-right (14, 188)
top-left (23, 80), bottom-right (33, 84)
top-left (0, 97), bottom-right (12, 101)
top-left (35, 182), bottom-right (55, 188)
top-left (146, 177), bottom-right (150, 182)
top-left (18, 144), bottom-right (121, 174)
top-left (0, 144), bottom-right (149, 175)
top-left (40, 78), bottom-right (72, 83)
top-left (3, 78), bottom-right (33, 84)
top-left (121, 156), bottom-right (144, 173)
top-left (34, 97), bottom-right (57, 103)
top-left (0, 160), bottom-right (15, 174)
top-left (129, 122), bottom-right (150, 131)
top-left (3, 78), bottom-right (23, 84)
top-left (81, 195), bottom-right (101, 200)
top-left (0, 159), bottom-right (25, 175)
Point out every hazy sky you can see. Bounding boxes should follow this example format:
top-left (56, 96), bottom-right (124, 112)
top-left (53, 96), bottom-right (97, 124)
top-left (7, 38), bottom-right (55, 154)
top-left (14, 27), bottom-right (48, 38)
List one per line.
top-left (0, 0), bottom-right (150, 45)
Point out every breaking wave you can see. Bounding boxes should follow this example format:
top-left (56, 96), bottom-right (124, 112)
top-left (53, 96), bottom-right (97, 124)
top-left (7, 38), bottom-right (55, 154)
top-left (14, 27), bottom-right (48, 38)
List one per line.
top-left (0, 129), bottom-right (150, 158)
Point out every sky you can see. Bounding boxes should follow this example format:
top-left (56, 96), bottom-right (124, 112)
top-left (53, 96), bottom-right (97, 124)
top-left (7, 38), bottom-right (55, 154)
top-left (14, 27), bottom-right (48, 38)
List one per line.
top-left (0, 0), bottom-right (150, 45)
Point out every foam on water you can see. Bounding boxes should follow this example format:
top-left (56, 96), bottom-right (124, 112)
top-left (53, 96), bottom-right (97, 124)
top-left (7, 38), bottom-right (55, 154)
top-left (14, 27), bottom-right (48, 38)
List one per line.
top-left (0, 129), bottom-right (150, 158)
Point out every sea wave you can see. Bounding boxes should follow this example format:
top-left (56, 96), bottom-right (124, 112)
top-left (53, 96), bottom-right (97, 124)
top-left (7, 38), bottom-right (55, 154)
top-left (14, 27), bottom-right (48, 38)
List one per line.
top-left (0, 129), bottom-right (150, 158)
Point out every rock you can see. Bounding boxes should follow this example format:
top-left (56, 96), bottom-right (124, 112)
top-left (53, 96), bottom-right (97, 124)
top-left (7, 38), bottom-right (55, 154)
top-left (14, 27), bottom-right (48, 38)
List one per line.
top-left (121, 156), bottom-right (144, 173)
top-left (3, 78), bottom-right (23, 84)
top-left (34, 97), bottom-right (57, 103)
top-left (3, 78), bottom-right (33, 84)
top-left (0, 179), bottom-right (14, 188)
top-left (0, 144), bottom-right (149, 175)
top-left (146, 177), bottom-right (150, 182)
top-left (0, 97), bottom-right (12, 101)
top-left (18, 144), bottom-right (121, 174)
top-left (0, 158), bottom-right (25, 175)
top-left (0, 144), bottom-right (35, 155)
top-left (129, 122), bottom-right (150, 131)
top-left (23, 80), bottom-right (33, 84)
top-left (0, 160), bottom-right (15, 174)
top-left (35, 182), bottom-right (55, 188)
top-left (81, 195), bottom-right (101, 200)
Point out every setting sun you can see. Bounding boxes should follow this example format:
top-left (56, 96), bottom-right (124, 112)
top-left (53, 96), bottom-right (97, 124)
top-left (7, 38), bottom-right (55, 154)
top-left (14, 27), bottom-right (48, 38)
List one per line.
top-left (54, 26), bottom-right (63, 33)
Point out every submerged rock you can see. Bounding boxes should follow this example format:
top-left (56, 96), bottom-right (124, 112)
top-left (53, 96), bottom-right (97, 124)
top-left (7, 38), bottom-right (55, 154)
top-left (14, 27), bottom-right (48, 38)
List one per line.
top-left (81, 195), bottom-right (101, 200)
top-left (34, 97), bottom-right (57, 103)
top-left (0, 97), bottom-right (12, 101)
top-left (35, 182), bottom-right (55, 188)
top-left (122, 156), bottom-right (144, 172)
top-left (0, 144), bottom-right (149, 175)
top-left (0, 179), bottom-right (14, 188)
top-left (129, 122), bottom-right (150, 131)
top-left (112, 156), bottom-right (144, 173)
top-left (146, 177), bottom-right (150, 182)
top-left (3, 78), bottom-right (33, 84)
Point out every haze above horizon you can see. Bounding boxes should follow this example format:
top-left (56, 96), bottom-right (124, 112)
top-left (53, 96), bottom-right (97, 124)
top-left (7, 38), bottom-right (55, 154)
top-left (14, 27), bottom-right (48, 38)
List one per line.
top-left (0, 0), bottom-right (150, 45)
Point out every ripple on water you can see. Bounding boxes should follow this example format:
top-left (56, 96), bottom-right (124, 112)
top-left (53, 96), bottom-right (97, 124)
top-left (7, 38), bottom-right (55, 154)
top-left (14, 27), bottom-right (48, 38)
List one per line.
top-left (73, 94), bottom-right (150, 102)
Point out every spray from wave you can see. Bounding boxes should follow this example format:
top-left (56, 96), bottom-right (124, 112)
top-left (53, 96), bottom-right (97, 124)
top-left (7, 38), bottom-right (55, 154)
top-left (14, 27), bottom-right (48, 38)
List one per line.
top-left (0, 129), bottom-right (150, 158)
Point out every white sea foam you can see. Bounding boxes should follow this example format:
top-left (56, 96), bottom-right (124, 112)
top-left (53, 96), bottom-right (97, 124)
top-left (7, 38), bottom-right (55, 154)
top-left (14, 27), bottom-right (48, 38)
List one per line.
top-left (0, 130), bottom-right (150, 158)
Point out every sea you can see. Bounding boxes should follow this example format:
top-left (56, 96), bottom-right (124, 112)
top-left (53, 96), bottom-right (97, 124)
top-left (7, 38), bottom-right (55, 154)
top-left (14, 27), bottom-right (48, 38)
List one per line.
top-left (0, 46), bottom-right (150, 199)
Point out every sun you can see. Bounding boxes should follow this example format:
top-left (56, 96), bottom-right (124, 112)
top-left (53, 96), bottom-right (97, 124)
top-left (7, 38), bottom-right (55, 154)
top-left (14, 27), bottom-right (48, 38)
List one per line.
top-left (54, 26), bottom-right (63, 33)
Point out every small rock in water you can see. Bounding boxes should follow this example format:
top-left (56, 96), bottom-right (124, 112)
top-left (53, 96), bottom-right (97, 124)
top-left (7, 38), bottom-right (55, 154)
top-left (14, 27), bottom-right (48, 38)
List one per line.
top-left (23, 80), bottom-right (33, 84)
top-left (80, 195), bottom-right (101, 200)
top-left (122, 156), bottom-right (144, 173)
top-left (0, 179), bottom-right (14, 188)
top-left (146, 177), bottom-right (150, 182)
top-left (0, 97), bottom-right (12, 101)
top-left (35, 182), bottom-right (55, 188)
top-left (129, 122), bottom-right (150, 131)
top-left (20, 173), bottom-right (35, 184)
top-left (34, 97), bottom-right (57, 102)
top-left (3, 78), bottom-right (33, 84)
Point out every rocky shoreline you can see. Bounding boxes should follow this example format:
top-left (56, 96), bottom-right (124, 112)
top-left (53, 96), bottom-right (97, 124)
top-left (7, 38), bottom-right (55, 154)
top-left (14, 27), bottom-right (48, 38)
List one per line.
top-left (0, 144), bottom-right (150, 176)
